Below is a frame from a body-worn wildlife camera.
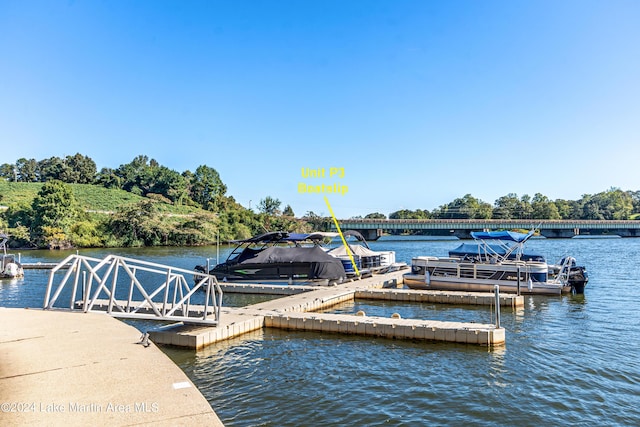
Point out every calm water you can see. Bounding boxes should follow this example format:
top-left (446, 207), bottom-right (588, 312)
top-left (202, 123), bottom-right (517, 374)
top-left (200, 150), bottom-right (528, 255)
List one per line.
top-left (2, 238), bottom-right (640, 426)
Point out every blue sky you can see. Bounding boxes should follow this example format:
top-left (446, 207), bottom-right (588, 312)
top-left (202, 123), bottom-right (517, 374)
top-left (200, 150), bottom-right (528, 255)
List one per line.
top-left (1, 1), bottom-right (639, 218)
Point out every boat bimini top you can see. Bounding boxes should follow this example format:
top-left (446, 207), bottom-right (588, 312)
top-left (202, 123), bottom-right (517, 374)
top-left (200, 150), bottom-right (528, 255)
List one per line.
top-left (449, 230), bottom-right (545, 263)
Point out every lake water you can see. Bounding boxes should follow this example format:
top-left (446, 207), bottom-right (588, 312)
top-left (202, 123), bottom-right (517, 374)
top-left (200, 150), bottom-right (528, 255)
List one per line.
top-left (2, 237), bottom-right (640, 426)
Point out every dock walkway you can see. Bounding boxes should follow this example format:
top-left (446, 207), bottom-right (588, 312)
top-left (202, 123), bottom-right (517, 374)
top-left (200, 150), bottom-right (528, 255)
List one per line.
top-left (0, 307), bottom-right (223, 426)
top-left (149, 271), bottom-right (512, 349)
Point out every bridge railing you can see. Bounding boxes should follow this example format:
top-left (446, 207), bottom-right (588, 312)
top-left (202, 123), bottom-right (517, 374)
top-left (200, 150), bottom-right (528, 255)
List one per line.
top-left (334, 219), bottom-right (640, 233)
top-left (43, 254), bottom-right (222, 325)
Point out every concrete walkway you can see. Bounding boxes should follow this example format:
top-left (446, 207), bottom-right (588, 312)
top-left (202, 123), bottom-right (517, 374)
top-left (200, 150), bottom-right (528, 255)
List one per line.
top-left (0, 308), bottom-right (223, 426)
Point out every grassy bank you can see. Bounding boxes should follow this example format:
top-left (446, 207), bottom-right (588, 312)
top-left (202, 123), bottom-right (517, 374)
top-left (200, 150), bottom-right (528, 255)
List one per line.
top-left (0, 181), bottom-right (201, 214)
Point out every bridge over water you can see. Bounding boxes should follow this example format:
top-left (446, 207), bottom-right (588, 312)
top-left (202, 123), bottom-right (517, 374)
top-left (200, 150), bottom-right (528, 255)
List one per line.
top-left (334, 219), bottom-right (640, 239)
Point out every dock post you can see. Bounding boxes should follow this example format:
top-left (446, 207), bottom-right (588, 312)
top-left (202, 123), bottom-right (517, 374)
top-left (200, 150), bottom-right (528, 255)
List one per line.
top-left (517, 266), bottom-right (521, 296)
top-left (82, 271), bottom-right (86, 309)
top-left (494, 285), bottom-right (501, 328)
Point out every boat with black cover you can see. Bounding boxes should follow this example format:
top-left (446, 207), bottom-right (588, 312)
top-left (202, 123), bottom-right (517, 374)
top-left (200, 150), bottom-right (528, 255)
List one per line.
top-left (195, 232), bottom-right (348, 285)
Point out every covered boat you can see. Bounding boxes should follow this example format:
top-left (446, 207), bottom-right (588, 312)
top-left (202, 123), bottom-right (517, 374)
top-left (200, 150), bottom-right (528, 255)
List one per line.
top-left (403, 230), bottom-right (588, 295)
top-left (195, 232), bottom-right (347, 285)
top-left (325, 230), bottom-right (402, 274)
top-left (1, 234), bottom-right (24, 279)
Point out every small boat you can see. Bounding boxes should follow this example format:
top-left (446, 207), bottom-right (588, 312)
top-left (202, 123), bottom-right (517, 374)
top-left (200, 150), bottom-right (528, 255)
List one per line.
top-left (195, 232), bottom-right (348, 285)
top-left (1, 234), bottom-right (24, 279)
top-left (325, 230), bottom-right (406, 274)
top-left (403, 230), bottom-right (588, 295)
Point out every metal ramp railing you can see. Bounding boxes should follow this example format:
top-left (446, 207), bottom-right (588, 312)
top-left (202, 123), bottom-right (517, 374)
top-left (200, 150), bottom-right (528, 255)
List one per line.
top-left (550, 256), bottom-right (576, 286)
top-left (43, 254), bottom-right (222, 325)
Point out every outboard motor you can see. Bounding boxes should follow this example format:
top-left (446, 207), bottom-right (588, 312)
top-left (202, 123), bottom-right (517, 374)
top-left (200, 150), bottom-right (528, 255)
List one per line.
top-left (568, 265), bottom-right (589, 294)
top-left (193, 264), bottom-right (208, 284)
top-left (558, 256), bottom-right (589, 294)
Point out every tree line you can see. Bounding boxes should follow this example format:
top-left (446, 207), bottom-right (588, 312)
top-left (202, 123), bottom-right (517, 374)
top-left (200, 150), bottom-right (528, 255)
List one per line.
top-left (0, 154), bottom-right (305, 249)
top-left (2, 154), bottom-right (638, 248)
top-left (362, 190), bottom-right (640, 221)
top-left (1, 154), bottom-right (229, 209)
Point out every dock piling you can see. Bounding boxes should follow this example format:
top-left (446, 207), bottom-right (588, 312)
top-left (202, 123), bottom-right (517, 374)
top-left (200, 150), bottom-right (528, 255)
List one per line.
top-left (494, 285), bottom-right (501, 328)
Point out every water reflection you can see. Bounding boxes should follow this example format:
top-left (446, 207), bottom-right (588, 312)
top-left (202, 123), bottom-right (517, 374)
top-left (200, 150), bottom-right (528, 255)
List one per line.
top-left (4, 238), bottom-right (640, 425)
top-left (0, 277), bottom-right (24, 286)
top-left (566, 293), bottom-right (587, 308)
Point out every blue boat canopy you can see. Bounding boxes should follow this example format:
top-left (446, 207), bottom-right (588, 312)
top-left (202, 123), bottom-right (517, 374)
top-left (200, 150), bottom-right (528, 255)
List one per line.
top-left (449, 243), bottom-right (546, 262)
top-left (470, 230), bottom-right (534, 243)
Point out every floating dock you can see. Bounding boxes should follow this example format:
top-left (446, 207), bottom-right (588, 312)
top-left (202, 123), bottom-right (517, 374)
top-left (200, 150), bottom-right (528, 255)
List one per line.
top-left (265, 312), bottom-right (502, 345)
top-left (218, 282), bottom-right (314, 294)
top-left (149, 271), bottom-right (509, 349)
top-left (356, 288), bottom-right (524, 308)
top-left (22, 262), bottom-right (71, 270)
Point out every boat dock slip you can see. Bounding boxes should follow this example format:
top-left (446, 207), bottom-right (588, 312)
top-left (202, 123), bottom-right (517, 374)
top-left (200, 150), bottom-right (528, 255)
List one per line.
top-left (265, 313), bottom-right (503, 345)
top-left (149, 271), bottom-right (506, 349)
top-left (355, 289), bottom-right (524, 308)
top-left (0, 308), bottom-right (223, 427)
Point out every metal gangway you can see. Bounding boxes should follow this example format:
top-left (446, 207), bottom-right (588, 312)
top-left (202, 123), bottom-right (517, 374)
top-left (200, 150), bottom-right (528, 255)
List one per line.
top-left (44, 254), bottom-right (222, 325)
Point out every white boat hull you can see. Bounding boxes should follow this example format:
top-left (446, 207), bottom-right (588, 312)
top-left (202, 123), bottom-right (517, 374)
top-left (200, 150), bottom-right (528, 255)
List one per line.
top-left (0, 263), bottom-right (24, 279)
top-left (403, 274), bottom-right (567, 295)
top-left (403, 256), bottom-right (570, 295)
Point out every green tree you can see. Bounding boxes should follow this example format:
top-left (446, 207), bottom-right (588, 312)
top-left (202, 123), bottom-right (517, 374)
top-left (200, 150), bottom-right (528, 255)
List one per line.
top-left (283, 205), bottom-right (295, 217)
top-left (0, 163), bottom-right (16, 181)
top-left (69, 220), bottom-right (104, 247)
top-left (96, 167), bottom-right (122, 189)
top-left (629, 191), bottom-right (640, 217)
top-left (493, 193), bottom-right (522, 219)
top-left (61, 153), bottom-right (97, 184)
top-left (531, 193), bottom-right (560, 219)
top-left (109, 200), bottom-right (165, 246)
top-left (554, 199), bottom-right (571, 219)
top-left (581, 188), bottom-right (634, 220)
top-left (580, 194), bottom-right (600, 220)
top-left (151, 166), bottom-right (189, 205)
top-left (258, 196), bottom-right (281, 216)
top-left (170, 212), bottom-right (220, 245)
top-left (302, 211), bottom-right (331, 232)
top-left (31, 180), bottom-right (81, 247)
top-left (190, 165), bottom-right (227, 210)
top-left (520, 194), bottom-right (533, 219)
top-left (433, 194), bottom-right (492, 219)
top-left (5, 201), bottom-right (33, 229)
top-left (217, 197), bottom-right (262, 240)
top-left (3, 202), bottom-right (33, 247)
top-left (365, 212), bottom-right (386, 219)
top-left (38, 156), bottom-right (67, 182)
top-left (115, 155), bottom-right (151, 195)
top-left (15, 158), bottom-right (39, 182)
top-left (389, 209), bottom-right (430, 219)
